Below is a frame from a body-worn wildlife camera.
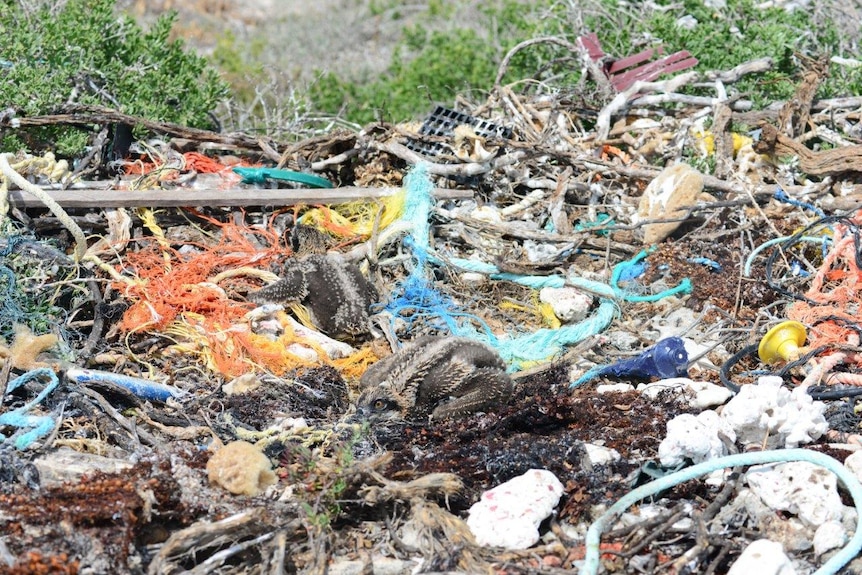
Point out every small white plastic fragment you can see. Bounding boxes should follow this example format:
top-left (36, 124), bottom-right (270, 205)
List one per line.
top-left (726, 539), bottom-right (796, 575)
top-left (223, 373), bottom-right (261, 395)
top-left (471, 205), bottom-right (503, 223)
top-left (459, 272), bottom-right (487, 285)
top-left (466, 469), bottom-right (564, 550)
top-left (582, 443), bottom-right (621, 468)
top-left (538, 287), bottom-right (594, 323)
top-left (596, 383), bottom-right (635, 394)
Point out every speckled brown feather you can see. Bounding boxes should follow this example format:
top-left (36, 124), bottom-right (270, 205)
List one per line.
top-left (356, 336), bottom-right (513, 422)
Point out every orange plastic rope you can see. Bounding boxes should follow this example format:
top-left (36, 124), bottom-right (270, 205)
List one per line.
top-left (788, 213), bottom-right (862, 376)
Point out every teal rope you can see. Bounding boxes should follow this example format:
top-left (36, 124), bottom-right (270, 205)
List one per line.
top-left (583, 448), bottom-right (862, 575)
top-left (389, 166), bottom-right (682, 368)
top-left (571, 364), bottom-right (610, 388)
top-left (434, 255), bottom-right (619, 368)
top-left (0, 367), bottom-right (60, 449)
top-left (611, 250), bottom-right (692, 302)
top-left (402, 163), bottom-right (434, 283)
top-left (487, 299), bottom-right (617, 370)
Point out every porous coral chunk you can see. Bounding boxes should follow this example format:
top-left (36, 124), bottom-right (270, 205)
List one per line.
top-left (206, 440), bottom-right (277, 496)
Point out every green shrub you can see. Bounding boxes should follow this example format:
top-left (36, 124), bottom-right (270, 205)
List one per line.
top-left (0, 0), bottom-right (229, 156)
top-left (308, 0), bottom-right (551, 125)
top-left (588, 0), bottom-right (856, 107)
top-left (307, 0), bottom-right (861, 125)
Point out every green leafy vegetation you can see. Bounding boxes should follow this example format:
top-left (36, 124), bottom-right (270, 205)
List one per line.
top-left (0, 0), bottom-right (228, 156)
top-left (309, 0), bottom-right (551, 125)
top-left (282, 429), bottom-right (363, 531)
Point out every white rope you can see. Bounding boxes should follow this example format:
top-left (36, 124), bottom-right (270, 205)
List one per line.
top-left (0, 153), bottom-right (87, 261)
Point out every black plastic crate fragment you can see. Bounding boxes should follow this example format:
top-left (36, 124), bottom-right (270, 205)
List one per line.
top-left (406, 105), bottom-right (512, 158)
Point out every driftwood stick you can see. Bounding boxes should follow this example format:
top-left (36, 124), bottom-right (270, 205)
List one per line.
top-left (368, 139), bottom-right (527, 177)
top-left (755, 123), bottom-right (862, 176)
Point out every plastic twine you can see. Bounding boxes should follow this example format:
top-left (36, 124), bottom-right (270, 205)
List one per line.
top-left (66, 367), bottom-right (186, 402)
top-left (387, 165), bottom-right (686, 368)
top-left (0, 367), bottom-right (60, 449)
top-left (583, 448), bottom-right (862, 575)
top-left (0, 153), bottom-right (87, 261)
top-left (611, 250), bottom-right (692, 302)
top-left (402, 163), bottom-right (434, 279)
top-left (774, 186), bottom-right (826, 217)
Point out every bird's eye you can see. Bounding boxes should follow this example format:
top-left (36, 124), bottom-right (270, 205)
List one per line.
top-left (372, 399), bottom-right (386, 410)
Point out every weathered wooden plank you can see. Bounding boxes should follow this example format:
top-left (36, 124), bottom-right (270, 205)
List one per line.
top-left (8, 186), bottom-right (473, 209)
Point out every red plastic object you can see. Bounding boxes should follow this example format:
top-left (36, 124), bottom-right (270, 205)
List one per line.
top-left (578, 32), bottom-right (698, 91)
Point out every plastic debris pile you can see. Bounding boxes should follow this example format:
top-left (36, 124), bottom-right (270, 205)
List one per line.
top-left (3, 35), bottom-right (862, 575)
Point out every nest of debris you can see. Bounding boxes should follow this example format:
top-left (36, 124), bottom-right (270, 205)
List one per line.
top-left (2, 47), bottom-right (862, 575)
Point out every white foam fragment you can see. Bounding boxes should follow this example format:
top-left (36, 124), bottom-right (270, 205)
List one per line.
top-left (538, 287), bottom-right (593, 323)
top-left (467, 469), bottom-right (564, 550)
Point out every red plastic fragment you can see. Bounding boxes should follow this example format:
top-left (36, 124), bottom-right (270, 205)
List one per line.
top-left (578, 33), bottom-right (698, 92)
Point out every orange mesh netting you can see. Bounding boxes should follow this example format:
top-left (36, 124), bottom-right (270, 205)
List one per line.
top-left (113, 212), bottom-right (376, 379)
top-left (121, 151), bottom-right (253, 189)
top-left (787, 213), bottom-right (862, 349)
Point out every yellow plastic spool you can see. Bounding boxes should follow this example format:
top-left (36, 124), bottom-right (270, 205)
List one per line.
top-left (758, 321), bottom-right (807, 364)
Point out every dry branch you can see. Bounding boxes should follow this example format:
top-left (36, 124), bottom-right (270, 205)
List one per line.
top-left (755, 123), bottom-right (862, 176)
top-left (3, 104), bottom-right (286, 155)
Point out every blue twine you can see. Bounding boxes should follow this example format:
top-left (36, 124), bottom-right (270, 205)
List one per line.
top-left (774, 186), bottom-right (826, 217)
top-left (790, 259), bottom-right (810, 277)
top-left (688, 257), bottom-right (722, 272)
top-left (0, 367), bottom-right (60, 449)
top-left (583, 448), bottom-right (862, 575)
top-left (386, 165), bottom-right (682, 369)
top-left (616, 262), bottom-right (646, 282)
top-left (399, 252), bottom-right (619, 369)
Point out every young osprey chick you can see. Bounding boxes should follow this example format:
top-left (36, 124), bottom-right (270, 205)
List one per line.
top-left (354, 336), bottom-right (513, 423)
top-left (249, 225), bottom-right (378, 341)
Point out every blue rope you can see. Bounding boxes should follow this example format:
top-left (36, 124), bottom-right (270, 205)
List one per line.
top-left (0, 367), bottom-right (60, 449)
top-left (774, 186), bottom-right (826, 217)
top-left (583, 448), bottom-right (862, 575)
